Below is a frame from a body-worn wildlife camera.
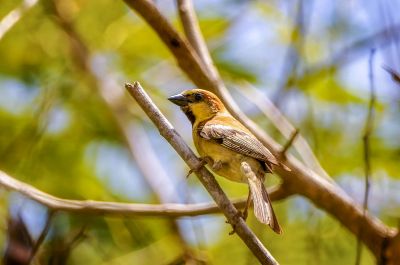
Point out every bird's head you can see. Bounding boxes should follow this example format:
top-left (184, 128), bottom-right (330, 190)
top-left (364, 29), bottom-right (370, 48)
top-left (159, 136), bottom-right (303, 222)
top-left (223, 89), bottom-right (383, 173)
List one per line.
top-left (168, 89), bottom-right (226, 124)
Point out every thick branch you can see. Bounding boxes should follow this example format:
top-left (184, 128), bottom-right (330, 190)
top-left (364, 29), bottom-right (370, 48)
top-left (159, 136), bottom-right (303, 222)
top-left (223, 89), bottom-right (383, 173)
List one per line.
top-left (122, 0), bottom-right (397, 261)
top-left (126, 82), bottom-right (279, 265)
top-left (176, 1), bottom-right (206, 63)
top-left (0, 170), bottom-right (288, 218)
top-left (176, 0), bottom-right (216, 78)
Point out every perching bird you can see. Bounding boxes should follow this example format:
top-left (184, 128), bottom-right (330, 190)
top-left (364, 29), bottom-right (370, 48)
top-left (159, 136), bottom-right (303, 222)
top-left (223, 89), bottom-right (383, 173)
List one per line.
top-left (168, 89), bottom-right (282, 234)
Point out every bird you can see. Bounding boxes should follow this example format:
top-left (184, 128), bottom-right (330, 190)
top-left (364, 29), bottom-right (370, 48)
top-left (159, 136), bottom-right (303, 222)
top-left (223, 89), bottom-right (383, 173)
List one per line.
top-left (168, 89), bottom-right (283, 234)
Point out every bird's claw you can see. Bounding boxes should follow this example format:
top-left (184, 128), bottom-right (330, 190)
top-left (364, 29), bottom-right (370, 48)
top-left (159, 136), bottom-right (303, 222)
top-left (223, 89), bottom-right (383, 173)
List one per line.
top-left (185, 168), bottom-right (197, 178)
top-left (186, 157), bottom-right (211, 178)
top-left (225, 219), bottom-right (236, 235)
top-left (211, 160), bottom-right (223, 171)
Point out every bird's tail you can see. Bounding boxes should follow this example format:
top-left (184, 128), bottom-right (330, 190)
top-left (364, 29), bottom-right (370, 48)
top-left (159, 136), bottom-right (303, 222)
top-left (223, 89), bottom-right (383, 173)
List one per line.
top-left (241, 162), bottom-right (282, 234)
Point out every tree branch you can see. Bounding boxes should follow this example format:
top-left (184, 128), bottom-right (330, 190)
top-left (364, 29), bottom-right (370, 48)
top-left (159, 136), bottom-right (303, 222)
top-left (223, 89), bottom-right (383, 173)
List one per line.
top-left (383, 65), bottom-right (400, 85)
top-left (273, 0), bottom-right (310, 106)
top-left (0, 170), bottom-right (289, 218)
top-left (355, 49), bottom-right (376, 265)
top-left (235, 83), bottom-right (331, 181)
top-left (176, 0), bottom-right (216, 78)
top-left (29, 211), bottom-right (54, 263)
top-left (280, 129), bottom-right (299, 156)
top-left (0, 0), bottom-right (38, 40)
top-left (122, 0), bottom-right (397, 261)
top-left (126, 81), bottom-right (279, 265)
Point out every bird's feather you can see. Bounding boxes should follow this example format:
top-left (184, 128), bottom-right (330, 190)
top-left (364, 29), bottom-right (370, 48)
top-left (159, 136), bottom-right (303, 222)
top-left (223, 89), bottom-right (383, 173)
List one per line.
top-left (198, 123), bottom-right (278, 166)
top-left (241, 162), bottom-right (282, 234)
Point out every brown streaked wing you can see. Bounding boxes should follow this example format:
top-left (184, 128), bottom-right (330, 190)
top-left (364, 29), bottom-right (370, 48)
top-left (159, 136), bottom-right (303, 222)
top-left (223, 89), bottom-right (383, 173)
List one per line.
top-left (198, 123), bottom-right (278, 165)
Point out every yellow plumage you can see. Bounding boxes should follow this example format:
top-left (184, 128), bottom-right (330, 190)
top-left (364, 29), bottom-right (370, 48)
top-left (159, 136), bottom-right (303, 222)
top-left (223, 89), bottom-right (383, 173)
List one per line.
top-left (169, 89), bottom-right (282, 234)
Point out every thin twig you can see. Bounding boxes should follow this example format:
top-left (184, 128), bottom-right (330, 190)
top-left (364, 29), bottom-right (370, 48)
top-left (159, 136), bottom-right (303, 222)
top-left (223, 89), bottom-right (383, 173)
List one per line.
top-left (0, 170), bottom-right (289, 218)
top-left (363, 48), bottom-right (376, 225)
top-left (126, 81), bottom-right (279, 265)
top-left (68, 226), bottom-right (87, 249)
top-left (0, 0), bottom-right (38, 40)
top-left (355, 49), bottom-right (376, 265)
top-left (383, 65), bottom-right (400, 85)
top-left (29, 210), bottom-right (55, 262)
top-left (280, 129), bottom-right (299, 156)
top-left (235, 83), bottom-right (332, 181)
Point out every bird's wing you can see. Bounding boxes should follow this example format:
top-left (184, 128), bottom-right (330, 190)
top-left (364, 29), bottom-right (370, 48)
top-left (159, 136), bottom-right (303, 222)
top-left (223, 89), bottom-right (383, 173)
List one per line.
top-left (198, 123), bottom-right (278, 165)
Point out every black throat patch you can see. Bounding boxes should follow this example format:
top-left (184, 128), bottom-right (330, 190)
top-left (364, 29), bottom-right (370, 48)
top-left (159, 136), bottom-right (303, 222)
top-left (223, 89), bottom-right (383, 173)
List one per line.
top-left (182, 107), bottom-right (196, 125)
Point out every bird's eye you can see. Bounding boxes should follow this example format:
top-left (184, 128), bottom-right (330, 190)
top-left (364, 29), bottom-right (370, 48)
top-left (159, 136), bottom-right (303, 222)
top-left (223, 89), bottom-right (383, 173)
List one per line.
top-left (194, 93), bottom-right (203, 101)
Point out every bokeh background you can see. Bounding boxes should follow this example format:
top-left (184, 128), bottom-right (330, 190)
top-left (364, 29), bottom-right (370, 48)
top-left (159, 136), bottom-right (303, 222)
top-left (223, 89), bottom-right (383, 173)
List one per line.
top-left (0, 0), bottom-right (399, 264)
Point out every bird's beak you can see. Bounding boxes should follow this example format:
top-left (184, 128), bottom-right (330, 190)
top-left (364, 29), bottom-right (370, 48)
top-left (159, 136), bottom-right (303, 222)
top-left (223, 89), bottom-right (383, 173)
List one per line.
top-left (168, 94), bottom-right (190, 106)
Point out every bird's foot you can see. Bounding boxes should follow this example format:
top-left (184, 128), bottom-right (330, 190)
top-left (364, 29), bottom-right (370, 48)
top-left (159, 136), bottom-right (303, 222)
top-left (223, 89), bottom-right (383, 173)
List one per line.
top-left (186, 156), bottom-right (211, 178)
top-left (211, 160), bottom-right (223, 171)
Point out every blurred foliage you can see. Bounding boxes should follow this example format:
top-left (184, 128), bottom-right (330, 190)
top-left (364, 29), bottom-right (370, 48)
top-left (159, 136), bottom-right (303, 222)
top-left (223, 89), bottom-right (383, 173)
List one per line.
top-left (0, 0), bottom-right (399, 264)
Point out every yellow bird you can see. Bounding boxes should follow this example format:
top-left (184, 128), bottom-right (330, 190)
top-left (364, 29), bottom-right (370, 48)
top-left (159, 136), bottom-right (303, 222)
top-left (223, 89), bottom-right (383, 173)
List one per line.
top-left (168, 89), bottom-right (282, 234)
